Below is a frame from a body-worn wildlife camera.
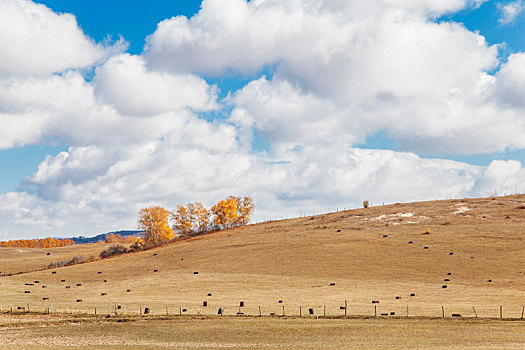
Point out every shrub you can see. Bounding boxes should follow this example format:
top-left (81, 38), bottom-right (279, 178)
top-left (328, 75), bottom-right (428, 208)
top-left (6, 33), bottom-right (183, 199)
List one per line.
top-left (99, 244), bottom-right (129, 259)
top-left (363, 200), bottom-right (370, 208)
top-left (48, 255), bottom-right (92, 269)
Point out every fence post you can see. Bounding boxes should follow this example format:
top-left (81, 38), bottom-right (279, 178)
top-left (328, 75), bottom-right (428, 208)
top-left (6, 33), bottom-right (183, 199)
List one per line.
top-left (374, 305), bottom-right (377, 317)
top-left (442, 306), bottom-right (445, 318)
top-left (27, 304), bottom-right (30, 313)
top-left (179, 306), bottom-right (182, 317)
top-left (406, 305), bottom-right (409, 318)
top-left (300, 306), bottom-right (302, 317)
top-left (259, 305), bottom-right (261, 317)
top-left (500, 306), bottom-right (503, 319)
top-left (472, 307), bottom-right (478, 318)
top-left (282, 305), bottom-right (285, 317)
top-left (521, 306), bottom-right (524, 319)
top-left (166, 305), bottom-right (169, 316)
top-left (95, 307), bottom-right (97, 315)
top-left (324, 305), bottom-right (326, 317)
top-left (140, 306), bottom-right (143, 316)
top-left (344, 300), bottom-right (347, 316)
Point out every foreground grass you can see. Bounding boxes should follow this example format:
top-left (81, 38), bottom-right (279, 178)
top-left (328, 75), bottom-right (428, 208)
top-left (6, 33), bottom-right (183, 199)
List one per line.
top-left (0, 315), bottom-right (524, 349)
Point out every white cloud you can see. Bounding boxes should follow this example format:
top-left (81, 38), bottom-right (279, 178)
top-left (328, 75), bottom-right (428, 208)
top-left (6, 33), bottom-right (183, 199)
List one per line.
top-left (0, 0), bottom-right (110, 77)
top-left (498, 0), bottom-right (524, 25)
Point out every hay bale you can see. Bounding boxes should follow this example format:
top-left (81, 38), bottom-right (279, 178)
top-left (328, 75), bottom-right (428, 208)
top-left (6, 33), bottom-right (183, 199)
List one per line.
top-left (117, 305), bottom-right (121, 309)
top-left (278, 300), bottom-right (283, 303)
top-left (154, 269), bottom-right (158, 272)
top-left (410, 293), bottom-right (416, 296)
top-left (449, 252), bottom-right (454, 255)
top-left (424, 246), bottom-right (429, 249)
top-left (193, 271), bottom-right (199, 275)
top-left (240, 301), bottom-right (244, 307)
top-left (24, 291), bottom-right (30, 294)
top-left (65, 286), bottom-right (71, 289)
top-left (24, 283), bottom-right (33, 286)
top-left (395, 296), bottom-right (401, 300)
top-left (381, 313), bottom-right (388, 316)
top-left (337, 229), bottom-right (341, 232)
top-left (390, 312), bottom-right (395, 316)
top-left (76, 299), bottom-right (82, 302)
top-left (329, 283), bottom-right (336, 286)
top-left (372, 301), bottom-right (379, 304)
top-left (43, 297), bottom-right (48, 300)
top-left (487, 279), bottom-right (492, 282)
top-left (97, 271), bottom-right (102, 274)
top-left (51, 271), bottom-right (56, 274)
top-left (383, 235), bottom-right (388, 238)
top-left (408, 241), bottom-right (413, 244)
top-left (208, 293), bottom-right (212, 296)
top-left (104, 280), bottom-right (107, 282)
top-left (447, 273), bottom-right (452, 276)
top-left (101, 293), bottom-right (106, 296)
top-left (61, 280), bottom-right (65, 282)
top-left (42, 285), bottom-right (46, 288)
top-left (218, 308), bottom-right (223, 315)
top-left (203, 301), bottom-right (207, 307)
top-left (47, 252), bottom-right (51, 255)
top-left (452, 313), bottom-right (461, 317)
top-left (153, 253), bottom-right (157, 256)
top-left (444, 278), bottom-right (450, 281)
top-left (76, 283), bottom-right (82, 286)
top-left (144, 307), bottom-right (150, 314)
top-left (309, 308), bottom-right (314, 315)
top-left (442, 285), bottom-right (447, 288)
top-left (126, 289), bottom-right (131, 292)
top-left (34, 281), bottom-right (39, 283)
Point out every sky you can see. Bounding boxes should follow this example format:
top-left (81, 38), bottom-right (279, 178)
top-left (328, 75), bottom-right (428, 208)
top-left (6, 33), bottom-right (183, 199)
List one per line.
top-left (1, 0), bottom-right (525, 239)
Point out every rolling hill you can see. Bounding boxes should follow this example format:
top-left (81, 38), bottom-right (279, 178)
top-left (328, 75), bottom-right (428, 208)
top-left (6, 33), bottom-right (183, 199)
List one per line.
top-left (2, 195), bottom-right (525, 319)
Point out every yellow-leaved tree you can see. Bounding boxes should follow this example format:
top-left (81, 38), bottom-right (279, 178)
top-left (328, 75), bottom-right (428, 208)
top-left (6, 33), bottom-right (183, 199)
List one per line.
top-left (138, 206), bottom-right (174, 245)
top-left (172, 202), bottom-right (211, 236)
top-left (229, 195), bottom-right (255, 226)
top-left (211, 197), bottom-right (238, 229)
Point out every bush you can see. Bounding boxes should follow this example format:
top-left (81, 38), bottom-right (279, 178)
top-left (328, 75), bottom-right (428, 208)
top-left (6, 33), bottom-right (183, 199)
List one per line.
top-left (48, 255), bottom-right (92, 269)
top-left (99, 244), bottom-right (129, 259)
top-left (129, 240), bottom-right (144, 252)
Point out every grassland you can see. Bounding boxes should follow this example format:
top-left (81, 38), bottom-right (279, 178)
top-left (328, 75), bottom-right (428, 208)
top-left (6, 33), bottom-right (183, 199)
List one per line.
top-left (1, 195), bottom-right (525, 348)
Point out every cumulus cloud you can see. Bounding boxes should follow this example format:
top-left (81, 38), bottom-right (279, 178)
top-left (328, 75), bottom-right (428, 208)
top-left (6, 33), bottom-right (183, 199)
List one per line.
top-left (498, 0), bottom-right (524, 25)
top-left (0, 0), bottom-right (111, 77)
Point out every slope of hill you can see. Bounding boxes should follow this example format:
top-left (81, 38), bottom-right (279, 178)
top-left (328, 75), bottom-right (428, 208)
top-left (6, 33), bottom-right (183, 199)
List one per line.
top-left (2, 195), bottom-right (525, 319)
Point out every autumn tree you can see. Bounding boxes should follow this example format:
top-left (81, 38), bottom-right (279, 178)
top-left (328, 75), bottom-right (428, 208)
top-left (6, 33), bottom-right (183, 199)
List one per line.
top-left (211, 197), bottom-right (238, 229)
top-left (228, 196), bottom-right (255, 226)
top-left (172, 205), bottom-right (193, 236)
top-left (138, 206), bottom-right (174, 245)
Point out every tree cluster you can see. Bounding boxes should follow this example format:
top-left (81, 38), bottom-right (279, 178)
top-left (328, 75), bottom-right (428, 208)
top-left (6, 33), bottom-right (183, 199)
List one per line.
top-left (104, 233), bottom-right (140, 244)
top-left (0, 237), bottom-right (75, 248)
top-left (138, 196), bottom-right (255, 245)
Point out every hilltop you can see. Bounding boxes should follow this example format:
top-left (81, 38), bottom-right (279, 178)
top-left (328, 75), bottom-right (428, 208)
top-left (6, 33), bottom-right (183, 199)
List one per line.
top-left (1, 195), bottom-right (525, 319)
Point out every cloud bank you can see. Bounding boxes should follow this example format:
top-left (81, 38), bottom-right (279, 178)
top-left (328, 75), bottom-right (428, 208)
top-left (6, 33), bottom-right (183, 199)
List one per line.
top-left (2, 0), bottom-right (525, 238)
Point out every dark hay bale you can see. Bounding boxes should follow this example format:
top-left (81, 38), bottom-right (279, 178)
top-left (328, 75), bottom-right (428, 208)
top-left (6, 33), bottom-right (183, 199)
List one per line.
top-left (442, 285), bottom-right (447, 288)
top-left (127, 289), bottom-right (131, 292)
top-left (516, 206), bottom-right (525, 210)
top-left (43, 297), bottom-right (48, 300)
top-left (424, 246), bottom-right (429, 249)
top-left (340, 306), bottom-right (346, 310)
top-left (97, 271), bottom-right (102, 274)
top-left (240, 301), bottom-right (244, 307)
top-left (505, 215), bottom-right (511, 219)
top-left (104, 280), bottom-right (107, 282)
top-left (381, 313), bottom-right (388, 316)
top-left (144, 307), bottom-right (150, 314)
top-left (24, 283), bottom-right (33, 286)
top-left (329, 283), bottom-right (336, 286)
top-left (337, 229), bottom-right (341, 232)
top-left (396, 296), bottom-right (401, 300)
top-left (383, 235), bottom-right (388, 238)
top-left (390, 312), bottom-right (395, 316)
top-left (444, 278), bottom-right (450, 281)
top-left (487, 279), bottom-right (492, 282)
top-left (278, 300), bottom-right (283, 303)
top-left (101, 293), bottom-right (106, 296)
top-left (408, 241), bottom-right (413, 244)
top-left (76, 284), bottom-right (82, 286)
top-left (183, 308), bottom-right (187, 312)
top-left (203, 301), bottom-right (208, 307)
top-left (42, 285), bottom-right (46, 288)
top-left (24, 291), bottom-right (30, 293)
top-left (153, 253), bottom-right (157, 256)
top-left (237, 311), bottom-right (244, 315)
top-left (194, 272), bottom-right (199, 275)
top-left (51, 271), bottom-right (56, 274)
top-left (61, 280), bottom-right (65, 282)
top-left (372, 301), bottom-right (379, 304)
top-left (410, 293), bottom-right (415, 296)
top-left (154, 269), bottom-right (158, 272)
top-left (34, 281), bottom-right (39, 283)
top-left (47, 252), bottom-right (51, 255)
top-left (17, 306), bottom-right (25, 310)
top-left (65, 286), bottom-right (71, 289)
top-left (449, 252), bottom-right (454, 255)
top-left (270, 312), bottom-right (275, 316)
top-left (117, 305), bottom-right (121, 309)
top-left (181, 258), bottom-right (184, 260)
top-left (217, 308), bottom-right (222, 315)
top-left (447, 273), bottom-right (452, 276)
top-left (208, 293), bottom-right (212, 296)
top-left (309, 308), bottom-right (314, 315)
top-left (452, 313), bottom-right (461, 317)
top-left (76, 299), bottom-right (82, 302)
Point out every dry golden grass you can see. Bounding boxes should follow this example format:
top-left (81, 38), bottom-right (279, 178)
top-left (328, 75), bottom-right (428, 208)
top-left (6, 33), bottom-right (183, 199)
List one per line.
top-left (0, 314), bottom-right (524, 349)
top-left (1, 195), bottom-right (525, 347)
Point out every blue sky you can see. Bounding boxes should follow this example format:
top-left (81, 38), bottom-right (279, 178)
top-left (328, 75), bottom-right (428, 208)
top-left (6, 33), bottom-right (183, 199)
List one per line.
top-left (2, 0), bottom-right (525, 238)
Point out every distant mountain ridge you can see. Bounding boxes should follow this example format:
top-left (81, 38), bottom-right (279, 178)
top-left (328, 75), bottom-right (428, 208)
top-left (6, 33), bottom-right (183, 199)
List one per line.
top-left (60, 230), bottom-right (143, 244)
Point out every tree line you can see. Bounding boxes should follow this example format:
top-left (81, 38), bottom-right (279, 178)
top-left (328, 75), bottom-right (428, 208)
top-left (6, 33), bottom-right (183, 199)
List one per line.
top-left (138, 195), bottom-right (255, 245)
top-left (0, 237), bottom-right (75, 248)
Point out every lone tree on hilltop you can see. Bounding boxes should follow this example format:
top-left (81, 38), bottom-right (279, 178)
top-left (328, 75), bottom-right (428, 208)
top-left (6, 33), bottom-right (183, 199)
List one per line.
top-left (138, 206), bottom-right (174, 245)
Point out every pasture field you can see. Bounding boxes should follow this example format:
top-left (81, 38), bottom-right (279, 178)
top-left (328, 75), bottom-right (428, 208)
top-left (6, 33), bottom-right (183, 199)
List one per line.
top-left (1, 195), bottom-right (525, 347)
top-left (0, 314), bottom-right (524, 349)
